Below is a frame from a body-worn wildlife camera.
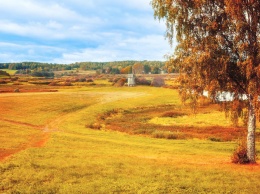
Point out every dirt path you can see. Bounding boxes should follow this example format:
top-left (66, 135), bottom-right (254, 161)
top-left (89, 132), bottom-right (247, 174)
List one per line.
top-left (0, 118), bottom-right (49, 161)
top-left (0, 118), bottom-right (43, 130)
top-left (0, 112), bottom-right (73, 161)
top-left (0, 91), bottom-right (148, 162)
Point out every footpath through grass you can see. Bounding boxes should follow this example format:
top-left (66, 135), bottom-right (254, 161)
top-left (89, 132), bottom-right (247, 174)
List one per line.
top-left (0, 85), bottom-right (260, 193)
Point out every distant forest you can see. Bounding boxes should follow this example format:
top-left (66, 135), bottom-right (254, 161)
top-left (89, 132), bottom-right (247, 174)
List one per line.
top-left (0, 60), bottom-right (178, 76)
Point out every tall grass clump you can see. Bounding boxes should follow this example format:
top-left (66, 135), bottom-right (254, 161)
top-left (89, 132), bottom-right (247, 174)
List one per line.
top-left (152, 130), bottom-right (186, 140)
top-left (231, 140), bottom-right (250, 164)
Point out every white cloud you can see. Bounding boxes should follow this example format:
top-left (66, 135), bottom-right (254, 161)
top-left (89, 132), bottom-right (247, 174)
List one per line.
top-left (0, 41), bottom-right (66, 62)
top-left (0, 0), bottom-right (85, 21)
top-left (0, 0), bottom-right (176, 63)
top-left (54, 35), bottom-right (172, 63)
top-left (0, 41), bottom-right (64, 52)
top-left (120, 0), bottom-right (152, 11)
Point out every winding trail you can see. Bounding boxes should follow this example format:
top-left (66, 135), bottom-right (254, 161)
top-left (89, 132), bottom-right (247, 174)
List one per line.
top-left (0, 91), bottom-right (147, 161)
top-left (0, 118), bottom-right (49, 161)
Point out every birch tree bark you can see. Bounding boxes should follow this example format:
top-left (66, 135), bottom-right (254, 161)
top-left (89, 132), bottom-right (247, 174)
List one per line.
top-left (247, 98), bottom-right (256, 163)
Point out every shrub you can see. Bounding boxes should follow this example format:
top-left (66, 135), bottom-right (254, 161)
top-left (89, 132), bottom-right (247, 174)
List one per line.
top-left (151, 131), bottom-right (166, 139)
top-left (133, 128), bottom-right (155, 135)
top-left (161, 111), bottom-right (185, 118)
top-left (61, 82), bottom-right (72, 86)
top-left (0, 79), bottom-right (7, 84)
top-left (113, 78), bottom-right (126, 87)
top-left (31, 71), bottom-right (54, 78)
top-left (14, 88), bottom-right (20, 93)
top-left (208, 137), bottom-right (222, 142)
top-left (111, 77), bottom-right (121, 83)
top-left (98, 109), bottom-right (120, 120)
top-left (11, 77), bottom-right (19, 81)
top-left (152, 131), bottom-right (186, 140)
top-left (78, 77), bottom-right (87, 82)
top-left (135, 77), bottom-right (151, 86)
top-left (165, 132), bottom-right (179, 139)
top-left (86, 123), bottom-right (102, 130)
top-left (151, 76), bottom-right (165, 87)
top-left (48, 82), bottom-right (58, 86)
top-left (108, 78), bottom-right (114, 82)
top-left (231, 141), bottom-right (250, 164)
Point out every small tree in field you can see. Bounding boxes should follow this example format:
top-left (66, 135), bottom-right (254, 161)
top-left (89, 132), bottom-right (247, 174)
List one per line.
top-left (152, 0), bottom-right (260, 163)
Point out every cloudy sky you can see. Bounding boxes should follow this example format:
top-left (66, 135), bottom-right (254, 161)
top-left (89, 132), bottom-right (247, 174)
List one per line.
top-left (0, 0), bottom-right (176, 64)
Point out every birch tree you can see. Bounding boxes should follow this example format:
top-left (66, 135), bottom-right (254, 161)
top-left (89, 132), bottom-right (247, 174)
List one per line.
top-left (152, 0), bottom-right (260, 163)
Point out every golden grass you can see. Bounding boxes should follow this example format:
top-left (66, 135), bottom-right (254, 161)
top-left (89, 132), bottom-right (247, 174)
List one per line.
top-left (0, 121), bottom-right (41, 150)
top-left (149, 111), bottom-right (232, 127)
top-left (1, 69), bottom-right (17, 75)
top-left (0, 92), bottom-right (97, 126)
top-left (0, 84), bottom-right (260, 193)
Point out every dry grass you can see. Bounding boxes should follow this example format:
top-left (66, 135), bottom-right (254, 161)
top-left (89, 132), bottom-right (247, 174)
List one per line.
top-left (98, 103), bottom-right (247, 141)
top-left (0, 82), bottom-right (260, 193)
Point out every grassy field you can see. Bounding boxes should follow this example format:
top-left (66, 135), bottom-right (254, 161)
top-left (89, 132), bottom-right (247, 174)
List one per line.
top-left (0, 69), bottom-right (17, 76)
top-left (0, 82), bottom-right (260, 193)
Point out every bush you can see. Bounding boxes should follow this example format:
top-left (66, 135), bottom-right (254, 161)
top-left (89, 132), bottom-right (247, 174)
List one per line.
top-left (62, 82), bottom-right (72, 86)
top-left (98, 109), bottom-right (120, 120)
top-left (110, 77), bottom-right (121, 83)
top-left (231, 141), bottom-right (250, 164)
top-left (151, 76), bottom-right (165, 87)
top-left (113, 78), bottom-right (126, 87)
top-left (0, 79), bottom-right (7, 84)
top-left (31, 71), bottom-right (54, 78)
top-left (135, 77), bottom-right (151, 86)
top-left (78, 77), bottom-right (87, 82)
top-left (11, 77), bottom-right (19, 81)
top-left (152, 131), bottom-right (186, 140)
top-left (86, 123), bottom-right (102, 130)
top-left (208, 137), bottom-right (222, 142)
top-left (161, 111), bottom-right (185, 118)
top-left (14, 88), bottom-right (20, 93)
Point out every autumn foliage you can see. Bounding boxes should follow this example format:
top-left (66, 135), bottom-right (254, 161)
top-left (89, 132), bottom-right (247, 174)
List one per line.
top-left (152, 0), bottom-right (260, 163)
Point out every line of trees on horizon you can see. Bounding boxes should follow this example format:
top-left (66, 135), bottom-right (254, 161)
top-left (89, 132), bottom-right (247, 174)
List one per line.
top-left (0, 60), bottom-right (179, 75)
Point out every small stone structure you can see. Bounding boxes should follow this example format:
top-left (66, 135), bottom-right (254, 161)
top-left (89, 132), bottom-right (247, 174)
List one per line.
top-left (127, 74), bottom-right (136, 87)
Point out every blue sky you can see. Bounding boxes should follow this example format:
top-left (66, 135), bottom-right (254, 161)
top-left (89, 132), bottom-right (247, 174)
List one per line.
top-left (0, 0), bottom-right (176, 64)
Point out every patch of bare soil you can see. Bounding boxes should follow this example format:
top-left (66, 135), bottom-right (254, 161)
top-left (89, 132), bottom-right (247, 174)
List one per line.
top-left (0, 118), bottom-right (43, 129)
top-left (0, 119), bottom-right (50, 162)
top-left (0, 133), bottom-right (50, 162)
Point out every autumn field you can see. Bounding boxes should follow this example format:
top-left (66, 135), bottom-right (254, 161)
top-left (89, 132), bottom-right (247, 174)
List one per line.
top-left (1, 77), bottom-right (260, 193)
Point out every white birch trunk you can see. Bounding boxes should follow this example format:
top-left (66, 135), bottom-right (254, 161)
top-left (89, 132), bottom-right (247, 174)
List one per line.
top-left (247, 98), bottom-right (256, 163)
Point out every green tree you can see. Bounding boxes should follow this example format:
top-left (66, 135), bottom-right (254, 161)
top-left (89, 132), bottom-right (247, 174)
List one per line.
top-left (110, 68), bottom-right (120, 74)
top-left (151, 66), bottom-right (160, 74)
top-left (144, 64), bottom-right (151, 74)
top-left (152, 0), bottom-right (260, 163)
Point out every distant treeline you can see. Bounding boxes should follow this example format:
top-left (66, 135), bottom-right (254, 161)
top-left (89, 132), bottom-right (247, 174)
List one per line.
top-left (0, 60), bottom-right (178, 75)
